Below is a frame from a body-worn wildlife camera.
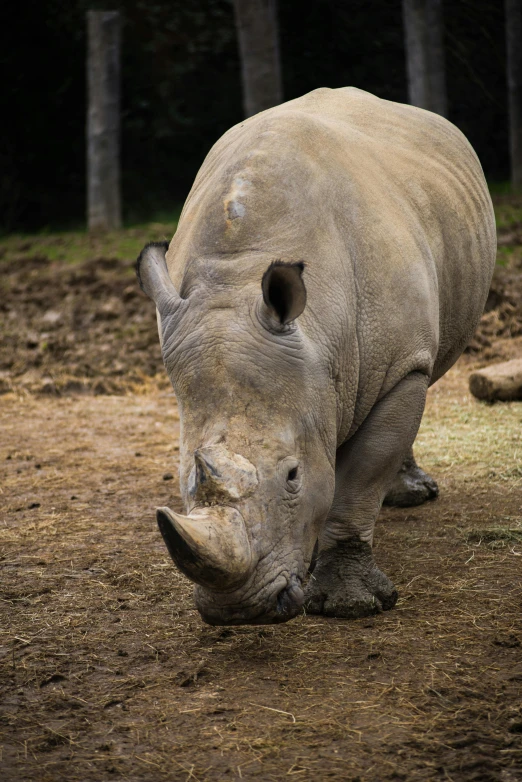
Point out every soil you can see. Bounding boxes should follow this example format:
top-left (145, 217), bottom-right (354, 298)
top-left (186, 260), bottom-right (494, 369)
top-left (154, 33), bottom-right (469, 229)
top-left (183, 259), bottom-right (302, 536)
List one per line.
top-left (1, 244), bottom-right (522, 781)
top-left (1, 244), bottom-right (522, 397)
top-left (467, 267), bottom-right (522, 361)
top-left (0, 253), bottom-right (165, 396)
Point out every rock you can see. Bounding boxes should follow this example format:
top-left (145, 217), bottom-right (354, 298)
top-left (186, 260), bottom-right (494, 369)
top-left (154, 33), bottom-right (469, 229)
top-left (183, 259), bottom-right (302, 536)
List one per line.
top-left (469, 358), bottom-right (522, 402)
top-left (41, 309), bottom-right (62, 326)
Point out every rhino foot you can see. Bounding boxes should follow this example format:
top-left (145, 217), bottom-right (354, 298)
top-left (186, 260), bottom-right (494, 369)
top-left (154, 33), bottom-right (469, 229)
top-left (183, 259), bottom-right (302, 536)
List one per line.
top-left (384, 454), bottom-right (438, 508)
top-left (304, 540), bottom-right (398, 619)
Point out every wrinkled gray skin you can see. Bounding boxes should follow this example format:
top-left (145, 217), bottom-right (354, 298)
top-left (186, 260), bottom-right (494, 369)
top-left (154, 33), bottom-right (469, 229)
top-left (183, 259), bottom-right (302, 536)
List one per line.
top-left (137, 88), bottom-right (496, 625)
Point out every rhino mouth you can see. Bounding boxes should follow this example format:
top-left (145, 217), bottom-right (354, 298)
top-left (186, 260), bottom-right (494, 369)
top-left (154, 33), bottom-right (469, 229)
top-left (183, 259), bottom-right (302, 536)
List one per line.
top-left (194, 573), bottom-right (305, 626)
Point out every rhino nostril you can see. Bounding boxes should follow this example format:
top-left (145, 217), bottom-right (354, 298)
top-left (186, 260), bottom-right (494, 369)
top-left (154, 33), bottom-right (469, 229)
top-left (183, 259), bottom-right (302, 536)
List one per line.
top-left (276, 576), bottom-right (304, 616)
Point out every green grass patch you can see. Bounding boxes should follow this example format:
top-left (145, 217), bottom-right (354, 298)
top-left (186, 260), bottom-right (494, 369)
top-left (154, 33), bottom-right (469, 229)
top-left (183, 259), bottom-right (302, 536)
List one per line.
top-left (465, 527), bottom-right (522, 549)
top-left (496, 245), bottom-right (516, 266)
top-left (0, 188), bottom-right (520, 269)
top-left (0, 212), bottom-right (181, 267)
top-left (488, 181), bottom-right (514, 196)
top-left (491, 189), bottom-right (522, 231)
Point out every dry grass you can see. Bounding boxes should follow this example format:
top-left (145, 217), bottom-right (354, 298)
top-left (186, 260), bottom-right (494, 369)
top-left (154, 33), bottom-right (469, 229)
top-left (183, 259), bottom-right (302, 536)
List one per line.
top-left (416, 358), bottom-right (522, 488)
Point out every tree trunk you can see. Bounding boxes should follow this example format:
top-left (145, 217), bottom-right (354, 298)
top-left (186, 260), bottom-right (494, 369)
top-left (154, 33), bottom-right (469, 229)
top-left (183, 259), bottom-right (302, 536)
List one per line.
top-left (469, 359), bottom-right (522, 402)
top-left (86, 10), bottom-right (121, 232)
top-left (506, 0), bottom-right (522, 189)
top-left (402, 0), bottom-right (447, 117)
top-left (232, 0), bottom-right (283, 118)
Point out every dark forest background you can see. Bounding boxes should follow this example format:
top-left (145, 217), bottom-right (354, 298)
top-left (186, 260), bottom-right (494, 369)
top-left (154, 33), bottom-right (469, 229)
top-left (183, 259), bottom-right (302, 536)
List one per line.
top-left (0, 0), bottom-right (506, 231)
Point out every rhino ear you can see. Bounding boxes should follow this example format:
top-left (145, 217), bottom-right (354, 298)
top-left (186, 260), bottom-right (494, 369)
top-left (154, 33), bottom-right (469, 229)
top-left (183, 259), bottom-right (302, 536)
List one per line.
top-left (261, 261), bottom-right (306, 325)
top-left (136, 242), bottom-right (181, 316)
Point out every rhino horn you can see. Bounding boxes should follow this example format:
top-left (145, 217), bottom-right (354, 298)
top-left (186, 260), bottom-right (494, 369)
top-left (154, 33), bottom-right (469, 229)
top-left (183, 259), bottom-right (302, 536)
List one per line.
top-left (156, 505), bottom-right (252, 591)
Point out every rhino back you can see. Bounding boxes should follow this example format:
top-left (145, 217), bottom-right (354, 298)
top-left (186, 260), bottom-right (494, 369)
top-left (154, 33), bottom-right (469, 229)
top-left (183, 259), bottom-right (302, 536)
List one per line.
top-left (166, 87), bottom-right (496, 443)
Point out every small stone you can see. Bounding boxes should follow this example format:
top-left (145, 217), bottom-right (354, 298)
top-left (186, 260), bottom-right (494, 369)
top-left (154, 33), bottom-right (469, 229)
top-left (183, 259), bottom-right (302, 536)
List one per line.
top-left (41, 309), bottom-right (62, 326)
top-left (163, 472), bottom-right (174, 481)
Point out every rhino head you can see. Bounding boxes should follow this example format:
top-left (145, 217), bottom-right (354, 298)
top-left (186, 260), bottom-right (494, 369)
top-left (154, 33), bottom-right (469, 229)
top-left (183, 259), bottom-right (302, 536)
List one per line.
top-left (137, 242), bottom-right (336, 625)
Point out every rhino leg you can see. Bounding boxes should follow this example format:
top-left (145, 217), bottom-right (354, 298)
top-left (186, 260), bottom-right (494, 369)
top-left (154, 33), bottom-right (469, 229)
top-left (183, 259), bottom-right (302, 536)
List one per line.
top-left (305, 372), bottom-right (429, 619)
top-left (383, 446), bottom-right (438, 507)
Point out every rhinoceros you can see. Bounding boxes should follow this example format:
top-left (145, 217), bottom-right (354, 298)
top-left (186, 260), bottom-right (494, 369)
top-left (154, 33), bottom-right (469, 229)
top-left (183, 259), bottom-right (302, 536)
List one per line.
top-left (137, 87), bottom-right (496, 625)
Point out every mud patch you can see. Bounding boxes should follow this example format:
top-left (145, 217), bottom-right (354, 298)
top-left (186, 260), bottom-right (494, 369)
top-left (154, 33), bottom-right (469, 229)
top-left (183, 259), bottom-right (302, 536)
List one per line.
top-left (467, 267), bottom-right (522, 359)
top-left (1, 209), bottom-right (522, 395)
top-left (0, 255), bottom-right (166, 395)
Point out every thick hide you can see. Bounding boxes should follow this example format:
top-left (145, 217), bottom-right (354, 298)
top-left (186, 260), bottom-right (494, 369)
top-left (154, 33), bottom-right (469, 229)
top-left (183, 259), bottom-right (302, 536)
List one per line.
top-left (137, 88), bottom-right (496, 625)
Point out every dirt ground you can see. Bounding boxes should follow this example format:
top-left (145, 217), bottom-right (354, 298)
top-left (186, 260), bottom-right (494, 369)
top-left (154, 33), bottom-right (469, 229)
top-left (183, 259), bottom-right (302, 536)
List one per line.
top-left (1, 225), bottom-right (522, 781)
top-left (1, 222), bottom-right (522, 398)
top-left (2, 358), bottom-right (522, 782)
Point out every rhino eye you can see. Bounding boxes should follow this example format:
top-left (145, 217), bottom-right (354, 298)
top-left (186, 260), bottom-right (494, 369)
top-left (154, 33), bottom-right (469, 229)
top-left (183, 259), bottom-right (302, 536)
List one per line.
top-left (287, 467), bottom-right (298, 482)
